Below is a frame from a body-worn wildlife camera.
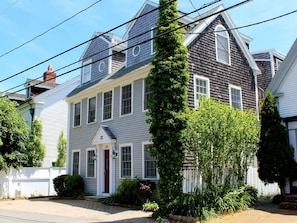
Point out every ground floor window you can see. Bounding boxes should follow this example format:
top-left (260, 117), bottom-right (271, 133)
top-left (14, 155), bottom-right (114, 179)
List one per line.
top-left (143, 143), bottom-right (157, 179)
top-left (87, 149), bottom-right (95, 178)
top-left (72, 151), bottom-right (80, 175)
top-left (120, 145), bottom-right (132, 178)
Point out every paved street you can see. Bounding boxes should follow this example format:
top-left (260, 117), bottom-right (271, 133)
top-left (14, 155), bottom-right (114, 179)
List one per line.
top-left (0, 198), bottom-right (154, 223)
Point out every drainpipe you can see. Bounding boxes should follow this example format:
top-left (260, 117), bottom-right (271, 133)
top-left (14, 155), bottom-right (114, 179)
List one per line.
top-left (27, 99), bottom-right (35, 126)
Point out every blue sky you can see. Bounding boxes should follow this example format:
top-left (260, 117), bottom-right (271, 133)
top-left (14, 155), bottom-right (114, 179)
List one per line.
top-left (0, 0), bottom-right (297, 94)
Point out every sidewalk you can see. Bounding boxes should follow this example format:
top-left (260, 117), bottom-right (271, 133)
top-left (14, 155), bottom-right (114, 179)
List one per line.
top-left (0, 198), bottom-right (155, 223)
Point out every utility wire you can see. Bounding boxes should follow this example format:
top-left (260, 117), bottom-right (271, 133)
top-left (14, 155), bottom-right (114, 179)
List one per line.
top-left (4, 0), bottom-right (251, 97)
top-left (0, 0), bottom-right (177, 84)
top-left (0, 0), bottom-right (21, 16)
top-left (0, 0), bottom-right (102, 59)
top-left (3, 0), bottom-right (221, 94)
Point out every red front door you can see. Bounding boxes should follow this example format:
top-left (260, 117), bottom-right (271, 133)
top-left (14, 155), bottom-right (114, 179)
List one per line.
top-left (104, 150), bottom-right (110, 193)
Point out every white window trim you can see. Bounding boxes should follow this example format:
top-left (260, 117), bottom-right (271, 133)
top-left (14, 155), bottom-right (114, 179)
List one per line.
top-left (73, 101), bottom-right (82, 128)
top-left (151, 26), bottom-right (156, 55)
top-left (98, 60), bottom-right (105, 72)
top-left (102, 89), bottom-right (114, 122)
top-left (119, 83), bottom-right (133, 117)
top-left (142, 79), bottom-right (151, 112)
top-left (86, 148), bottom-right (96, 178)
top-left (194, 75), bottom-right (210, 107)
top-left (229, 84), bottom-right (243, 110)
top-left (72, 149), bottom-right (81, 175)
top-left (142, 141), bottom-right (159, 180)
top-left (82, 59), bottom-right (92, 83)
top-left (119, 143), bottom-right (133, 179)
top-left (87, 96), bottom-right (97, 124)
top-left (132, 45), bottom-right (141, 57)
top-left (215, 25), bottom-right (231, 65)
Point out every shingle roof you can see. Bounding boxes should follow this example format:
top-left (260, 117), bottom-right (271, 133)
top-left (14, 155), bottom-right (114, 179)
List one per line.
top-left (102, 126), bottom-right (116, 139)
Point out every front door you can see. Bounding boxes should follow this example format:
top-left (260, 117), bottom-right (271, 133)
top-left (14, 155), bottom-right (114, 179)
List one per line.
top-left (104, 150), bottom-right (110, 193)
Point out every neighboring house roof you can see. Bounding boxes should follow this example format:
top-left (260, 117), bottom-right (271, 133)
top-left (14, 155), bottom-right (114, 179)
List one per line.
top-left (268, 38), bottom-right (297, 96)
top-left (6, 92), bottom-right (26, 105)
top-left (25, 78), bottom-right (59, 89)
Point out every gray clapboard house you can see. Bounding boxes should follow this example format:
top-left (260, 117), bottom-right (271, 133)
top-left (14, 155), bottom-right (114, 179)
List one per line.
top-left (66, 1), bottom-right (260, 196)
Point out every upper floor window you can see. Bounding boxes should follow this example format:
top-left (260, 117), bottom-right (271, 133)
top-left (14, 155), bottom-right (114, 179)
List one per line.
top-left (72, 150), bottom-right (80, 175)
top-left (86, 149), bottom-right (95, 178)
top-left (132, 45), bottom-right (141, 57)
top-left (73, 102), bottom-right (81, 127)
top-left (120, 144), bottom-right (132, 178)
top-left (215, 25), bottom-right (230, 65)
top-left (229, 85), bottom-right (242, 110)
top-left (82, 60), bottom-right (92, 83)
top-left (143, 143), bottom-right (157, 179)
top-left (103, 90), bottom-right (113, 121)
top-left (87, 97), bottom-right (96, 124)
top-left (121, 84), bottom-right (132, 116)
top-left (194, 75), bottom-right (210, 107)
top-left (143, 80), bottom-right (152, 111)
top-left (98, 61), bottom-right (105, 72)
top-left (151, 27), bottom-right (157, 54)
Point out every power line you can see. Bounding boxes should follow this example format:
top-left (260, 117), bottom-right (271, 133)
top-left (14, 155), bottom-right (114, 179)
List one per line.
top-left (0, 0), bottom-right (102, 59)
top-left (4, 0), bottom-right (251, 97)
top-left (2, 0), bottom-right (220, 94)
top-left (0, 0), bottom-right (21, 16)
top-left (0, 0), bottom-right (177, 85)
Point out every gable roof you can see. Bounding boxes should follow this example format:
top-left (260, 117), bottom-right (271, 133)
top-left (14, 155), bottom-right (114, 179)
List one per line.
top-left (268, 38), bottom-right (297, 95)
top-left (184, 4), bottom-right (260, 76)
top-left (92, 125), bottom-right (116, 145)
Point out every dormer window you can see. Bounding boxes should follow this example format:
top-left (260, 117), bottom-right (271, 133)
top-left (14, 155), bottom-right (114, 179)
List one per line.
top-left (98, 61), bottom-right (105, 72)
top-left (82, 60), bottom-right (92, 83)
top-left (215, 25), bottom-right (230, 65)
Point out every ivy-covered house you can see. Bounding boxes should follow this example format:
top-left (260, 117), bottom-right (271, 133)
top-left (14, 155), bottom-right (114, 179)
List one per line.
top-left (66, 1), bottom-right (260, 196)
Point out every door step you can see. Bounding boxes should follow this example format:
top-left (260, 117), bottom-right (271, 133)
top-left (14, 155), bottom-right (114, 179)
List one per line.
top-left (279, 195), bottom-right (297, 210)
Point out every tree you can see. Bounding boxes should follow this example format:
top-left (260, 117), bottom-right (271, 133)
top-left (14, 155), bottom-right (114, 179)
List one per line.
top-left (257, 91), bottom-right (297, 195)
top-left (25, 119), bottom-right (45, 167)
top-left (183, 97), bottom-right (259, 194)
top-left (146, 0), bottom-right (189, 215)
top-left (0, 96), bottom-right (29, 171)
top-left (55, 130), bottom-right (67, 167)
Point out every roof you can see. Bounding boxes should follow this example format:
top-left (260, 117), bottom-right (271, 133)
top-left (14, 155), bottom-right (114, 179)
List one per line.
top-left (25, 78), bottom-right (59, 89)
top-left (268, 38), bottom-right (297, 94)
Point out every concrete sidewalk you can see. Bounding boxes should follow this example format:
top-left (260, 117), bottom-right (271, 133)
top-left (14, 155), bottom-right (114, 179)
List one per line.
top-left (0, 198), bottom-right (155, 223)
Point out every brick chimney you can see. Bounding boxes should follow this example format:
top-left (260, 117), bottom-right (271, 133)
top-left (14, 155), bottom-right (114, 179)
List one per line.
top-left (43, 65), bottom-right (56, 83)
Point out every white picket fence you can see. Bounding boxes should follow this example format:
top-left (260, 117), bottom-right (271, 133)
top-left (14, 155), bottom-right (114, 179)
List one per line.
top-left (183, 167), bottom-right (280, 196)
top-left (0, 167), bottom-right (66, 199)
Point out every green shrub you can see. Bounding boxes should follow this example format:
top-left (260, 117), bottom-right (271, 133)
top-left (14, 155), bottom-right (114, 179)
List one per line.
top-left (53, 174), bottom-right (84, 198)
top-left (103, 178), bottom-right (156, 206)
top-left (272, 194), bottom-right (284, 204)
top-left (143, 201), bottom-right (159, 212)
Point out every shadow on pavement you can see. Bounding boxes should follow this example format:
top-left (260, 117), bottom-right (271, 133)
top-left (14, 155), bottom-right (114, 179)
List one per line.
top-left (254, 199), bottom-right (297, 216)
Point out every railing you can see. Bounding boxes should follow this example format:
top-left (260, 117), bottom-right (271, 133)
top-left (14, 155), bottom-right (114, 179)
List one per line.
top-left (0, 167), bottom-right (66, 199)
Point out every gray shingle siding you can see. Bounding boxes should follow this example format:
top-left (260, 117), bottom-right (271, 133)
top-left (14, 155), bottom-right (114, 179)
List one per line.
top-left (111, 51), bottom-right (125, 73)
top-left (188, 15), bottom-right (256, 112)
top-left (253, 52), bottom-right (270, 60)
top-left (126, 4), bottom-right (158, 68)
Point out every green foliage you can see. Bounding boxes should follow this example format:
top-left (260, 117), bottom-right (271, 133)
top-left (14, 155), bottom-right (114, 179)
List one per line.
top-left (103, 178), bottom-right (156, 206)
top-left (53, 174), bottom-right (84, 198)
top-left (25, 119), bottom-right (46, 167)
top-left (55, 130), bottom-right (67, 167)
top-left (257, 91), bottom-right (297, 195)
top-left (143, 201), bottom-right (159, 212)
top-left (183, 97), bottom-right (259, 193)
top-left (146, 0), bottom-right (189, 213)
top-left (0, 96), bottom-right (29, 171)
top-left (168, 185), bottom-right (257, 220)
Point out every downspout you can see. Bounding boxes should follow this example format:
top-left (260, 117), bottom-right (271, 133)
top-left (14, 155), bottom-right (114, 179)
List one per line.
top-left (269, 50), bottom-right (276, 78)
top-left (253, 69), bottom-right (260, 118)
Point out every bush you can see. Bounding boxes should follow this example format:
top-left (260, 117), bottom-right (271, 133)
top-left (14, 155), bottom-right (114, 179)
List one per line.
top-left (272, 194), bottom-right (284, 204)
top-left (53, 174), bottom-right (84, 198)
top-left (103, 178), bottom-right (156, 206)
top-left (143, 201), bottom-right (159, 212)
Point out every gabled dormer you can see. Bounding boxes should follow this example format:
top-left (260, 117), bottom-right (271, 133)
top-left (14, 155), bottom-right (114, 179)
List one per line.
top-left (80, 32), bottom-right (125, 85)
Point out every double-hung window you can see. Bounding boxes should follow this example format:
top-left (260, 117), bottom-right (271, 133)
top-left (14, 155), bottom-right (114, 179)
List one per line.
top-left (82, 60), bottom-right (92, 83)
top-left (229, 85), bottom-right (242, 110)
top-left (72, 151), bottom-right (80, 175)
top-left (103, 90), bottom-right (113, 121)
top-left (143, 80), bottom-right (152, 111)
top-left (73, 102), bottom-right (81, 127)
top-left (121, 84), bottom-right (132, 116)
top-left (86, 149), bottom-right (95, 178)
top-left (194, 75), bottom-right (210, 107)
top-left (87, 97), bottom-right (96, 124)
top-left (215, 25), bottom-right (230, 65)
top-left (120, 145), bottom-right (132, 178)
top-left (143, 143), bottom-right (157, 179)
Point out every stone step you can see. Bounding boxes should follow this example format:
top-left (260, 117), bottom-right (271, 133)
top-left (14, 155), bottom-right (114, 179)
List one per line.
top-left (284, 195), bottom-right (297, 202)
top-left (279, 201), bottom-right (297, 210)
top-left (84, 196), bottom-right (106, 202)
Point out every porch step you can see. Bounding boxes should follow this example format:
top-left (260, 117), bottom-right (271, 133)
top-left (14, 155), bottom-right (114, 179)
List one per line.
top-left (84, 196), bottom-right (106, 202)
top-left (279, 195), bottom-right (297, 210)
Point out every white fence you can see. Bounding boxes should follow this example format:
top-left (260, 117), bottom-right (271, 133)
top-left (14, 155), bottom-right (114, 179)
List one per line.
top-left (0, 167), bottom-right (66, 199)
top-left (183, 167), bottom-right (280, 196)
